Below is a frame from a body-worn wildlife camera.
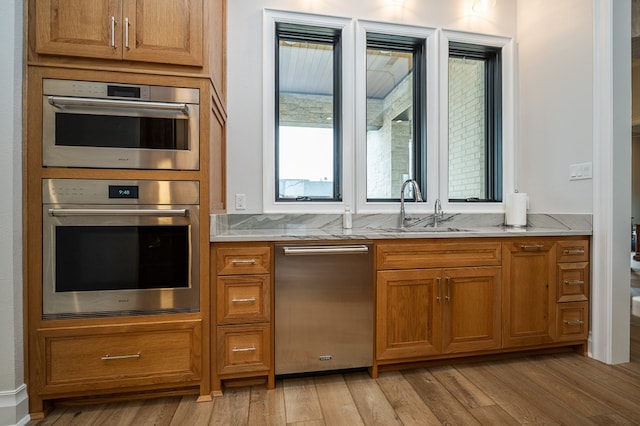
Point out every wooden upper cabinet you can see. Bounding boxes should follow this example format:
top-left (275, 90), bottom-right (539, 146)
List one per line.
top-left (122, 0), bottom-right (202, 66)
top-left (35, 0), bottom-right (122, 60)
top-left (34, 0), bottom-right (203, 67)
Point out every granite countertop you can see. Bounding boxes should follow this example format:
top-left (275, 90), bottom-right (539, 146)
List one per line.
top-left (210, 213), bottom-right (592, 242)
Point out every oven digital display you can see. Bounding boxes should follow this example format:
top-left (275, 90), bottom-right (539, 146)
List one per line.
top-left (109, 185), bottom-right (139, 199)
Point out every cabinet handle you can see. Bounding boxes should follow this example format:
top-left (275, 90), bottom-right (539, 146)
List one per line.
top-left (231, 297), bottom-right (257, 303)
top-left (436, 277), bottom-right (442, 301)
top-left (563, 249), bottom-right (585, 255)
top-left (125, 17), bottom-right (130, 49)
top-left (563, 320), bottom-right (584, 326)
top-left (231, 259), bottom-right (257, 265)
top-left (520, 244), bottom-right (545, 251)
top-left (101, 352), bottom-right (141, 361)
top-left (232, 346), bottom-right (257, 353)
top-left (564, 280), bottom-right (585, 286)
top-left (110, 16), bottom-right (116, 48)
top-left (445, 276), bottom-right (452, 301)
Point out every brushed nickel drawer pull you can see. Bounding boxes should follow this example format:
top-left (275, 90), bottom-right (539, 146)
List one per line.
top-left (445, 277), bottom-right (452, 301)
top-left (101, 353), bottom-right (141, 361)
top-left (110, 16), bottom-right (116, 48)
top-left (231, 346), bottom-right (257, 353)
top-left (521, 244), bottom-right (545, 250)
top-left (564, 280), bottom-right (585, 286)
top-left (563, 320), bottom-right (584, 326)
top-left (230, 259), bottom-right (257, 265)
top-left (125, 17), bottom-right (130, 49)
top-left (563, 249), bottom-right (585, 255)
top-left (231, 297), bottom-right (257, 303)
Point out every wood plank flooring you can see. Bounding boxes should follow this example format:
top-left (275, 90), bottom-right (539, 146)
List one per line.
top-left (29, 286), bottom-right (640, 425)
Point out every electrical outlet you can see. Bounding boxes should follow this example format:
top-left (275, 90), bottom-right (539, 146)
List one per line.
top-left (235, 193), bottom-right (247, 210)
top-left (569, 162), bottom-right (593, 181)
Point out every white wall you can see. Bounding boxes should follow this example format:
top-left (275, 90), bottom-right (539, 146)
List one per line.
top-left (0, 0), bottom-right (27, 424)
top-left (517, 0), bottom-right (594, 213)
top-left (227, 0), bottom-right (518, 213)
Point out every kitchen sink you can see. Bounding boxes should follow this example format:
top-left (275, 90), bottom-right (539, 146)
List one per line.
top-left (396, 226), bottom-right (472, 233)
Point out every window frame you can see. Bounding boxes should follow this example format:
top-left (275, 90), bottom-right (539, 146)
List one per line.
top-left (447, 41), bottom-right (503, 203)
top-left (275, 23), bottom-right (343, 202)
top-left (364, 33), bottom-right (427, 203)
top-left (355, 21), bottom-right (437, 214)
top-left (439, 30), bottom-right (514, 214)
top-left (263, 10), bottom-right (354, 213)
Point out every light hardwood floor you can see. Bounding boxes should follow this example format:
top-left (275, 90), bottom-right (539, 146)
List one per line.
top-left (29, 296), bottom-right (640, 425)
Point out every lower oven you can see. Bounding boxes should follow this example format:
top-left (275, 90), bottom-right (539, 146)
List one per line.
top-left (42, 179), bottom-right (200, 320)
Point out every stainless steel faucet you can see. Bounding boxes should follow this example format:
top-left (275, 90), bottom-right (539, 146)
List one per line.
top-left (400, 179), bottom-right (423, 227)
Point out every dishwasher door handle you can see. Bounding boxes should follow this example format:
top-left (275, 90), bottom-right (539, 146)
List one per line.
top-left (282, 245), bottom-right (369, 255)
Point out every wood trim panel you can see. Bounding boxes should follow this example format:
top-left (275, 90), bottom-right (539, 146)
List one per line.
top-left (377, 240), bottom-right (501, 270)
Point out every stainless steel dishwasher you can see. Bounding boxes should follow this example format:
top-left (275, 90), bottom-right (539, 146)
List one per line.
top-left (274, 243), bottom-right (373, 375)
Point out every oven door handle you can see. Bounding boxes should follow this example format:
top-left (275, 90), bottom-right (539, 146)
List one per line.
top-left (48, 95), bottom-right (189, 114)
top-left (48, 208), bottom-right (189, 217)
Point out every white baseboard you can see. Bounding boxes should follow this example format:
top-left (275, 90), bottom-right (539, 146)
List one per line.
top-left (0, 384), bottom-right (29, 426)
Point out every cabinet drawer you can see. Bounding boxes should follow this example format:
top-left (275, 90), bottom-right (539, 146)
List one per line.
top-left (216, 246), bottom-right (271, 275)
top-left (557, 262), bottom-right (589, 302)
top-left (217, 325), bottom-right (271, 375)
top-left (377, 241), bottom-right (501, 269)
top-left (217, 275), bottom-right (270, 324)
top-left (555, 302), bottom-right (589, 341)
top-left (557, 240), bottom-right (589, 262)
top-left (39, 321), bottom-right (200, 391)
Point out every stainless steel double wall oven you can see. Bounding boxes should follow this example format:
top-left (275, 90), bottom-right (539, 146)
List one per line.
top-left (41, 79), bottom-right (201, 319)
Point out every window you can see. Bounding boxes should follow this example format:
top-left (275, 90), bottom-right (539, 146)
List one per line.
top-left (275, 23), bottom-right (342, 202)
top-left (365, 34), bottom-right (426, 202)
top-left (448, 42), bottom-right (502, 202)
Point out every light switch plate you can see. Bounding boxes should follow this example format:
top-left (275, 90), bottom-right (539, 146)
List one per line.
top-left (569, 162), bottom-right (593, 180)
top-left (235, 193), bottom-right (247, 210)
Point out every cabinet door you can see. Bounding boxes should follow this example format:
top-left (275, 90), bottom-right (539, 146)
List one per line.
top-left (442, 267), bottom-right (501, 353)
top-left (35, 0), bottom-right (122, 60)
top-left (376, 269), bottom-right (442, 360)
top-left (122, 0), bottom-right (203, 66)
top-left (502, 241), bottom-right (555, 347)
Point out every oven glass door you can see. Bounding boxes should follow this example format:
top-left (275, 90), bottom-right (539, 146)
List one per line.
top-left (55, 111), bottom-right (189, 150)
top-left (42, 205), bottom-right (199, 319)
top-left (55, 225), bottom-right (189, 292)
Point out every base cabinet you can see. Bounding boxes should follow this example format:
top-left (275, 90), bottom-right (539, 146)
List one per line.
top-left (212, 243), bottom-right (274, 394)
top-left (377, 266), bottom-right (501, 361)
top-left (375, 236), bottom-right (589, 373)
top-left (502, 237), bottom-right (590, 348)
top-left (375, 240), bottom-right (502, 368)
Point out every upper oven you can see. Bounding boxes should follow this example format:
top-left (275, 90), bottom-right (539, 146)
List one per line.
top-left (42, 79), bottom-right (200, 170)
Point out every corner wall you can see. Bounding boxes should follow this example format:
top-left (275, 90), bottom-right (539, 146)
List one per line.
top-left (516, 0), bottom-right (594, 214)
top-left (0, 0), bottom-right (28, 425)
